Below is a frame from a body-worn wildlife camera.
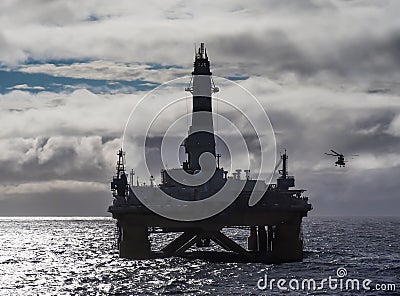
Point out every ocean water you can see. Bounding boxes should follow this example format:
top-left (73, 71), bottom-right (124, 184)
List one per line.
top-left (0, 217), bottom-right (398, 295)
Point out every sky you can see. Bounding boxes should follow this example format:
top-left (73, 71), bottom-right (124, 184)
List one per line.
top-left (0, 0), bottom-right (399, 216)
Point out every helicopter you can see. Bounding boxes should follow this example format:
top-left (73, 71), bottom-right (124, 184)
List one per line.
top-left (325, 149), bottom-right (359, 167)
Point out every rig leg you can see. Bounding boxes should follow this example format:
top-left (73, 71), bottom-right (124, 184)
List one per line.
top-left (272, 218), bottom-right (303, 262)
top-left (247, 226), bottom-right (258, 251)
top-left (119, 225), bottom-right (151, 259)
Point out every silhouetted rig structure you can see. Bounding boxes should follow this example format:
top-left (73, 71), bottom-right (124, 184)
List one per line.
top-left (109, 43), bottom-right (312, 263)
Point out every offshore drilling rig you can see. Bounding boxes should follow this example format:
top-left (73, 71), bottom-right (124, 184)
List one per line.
top-left (109, 43), bottom-right (312, 263)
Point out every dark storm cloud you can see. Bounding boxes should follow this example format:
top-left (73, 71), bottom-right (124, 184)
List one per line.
top-left (342, 113), bottom-right (400, 155)
top-left (216, 32), bottom-right (309, 73)
top-left (211, 29), bottom-right (400, 87)
top-left (264, 115), bottom-right (400, 194)
top-left (296, 166), bottom-right (400, 216)
top-left (270, 108), bottom-right (400, 157)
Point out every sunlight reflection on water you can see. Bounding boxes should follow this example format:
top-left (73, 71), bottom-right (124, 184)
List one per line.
top-left (0, 217), bottom-right (399, 295)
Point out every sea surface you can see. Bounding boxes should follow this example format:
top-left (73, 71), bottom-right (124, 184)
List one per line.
top-left (0, 217), bottom-right (398, 295)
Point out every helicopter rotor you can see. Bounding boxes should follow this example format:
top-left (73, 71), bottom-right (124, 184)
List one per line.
top-left (330, 149), bottom-right (342, 156)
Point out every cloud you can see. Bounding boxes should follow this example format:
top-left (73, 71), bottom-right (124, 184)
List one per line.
top-left (0, 136), bottom-right (121, 184)
top-left (1, 0), bottom-right (399, 216)
top-left (1, 73), bottom-right (399, 216)
top-left (18, 61), bottom-right (187, 84)
top-left (7, 83), bottom-right (45, 91)
top-left (0, 0), bottom-right (399, 88)
top-left (386, 114), bottom-right (400, 137)
top-left (0, 89), bottom-right (136, 138)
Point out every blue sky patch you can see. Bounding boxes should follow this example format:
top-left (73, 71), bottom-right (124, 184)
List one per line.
top-left (0, 70), bottom-right (159, 94)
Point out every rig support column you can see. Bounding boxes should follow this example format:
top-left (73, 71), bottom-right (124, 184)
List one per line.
top-left (248, 226), bottom-right (258, 251)
top-left (272, 218), bottom-right (303, 262)
top-left (119, 223), bottom-right (151, 259)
